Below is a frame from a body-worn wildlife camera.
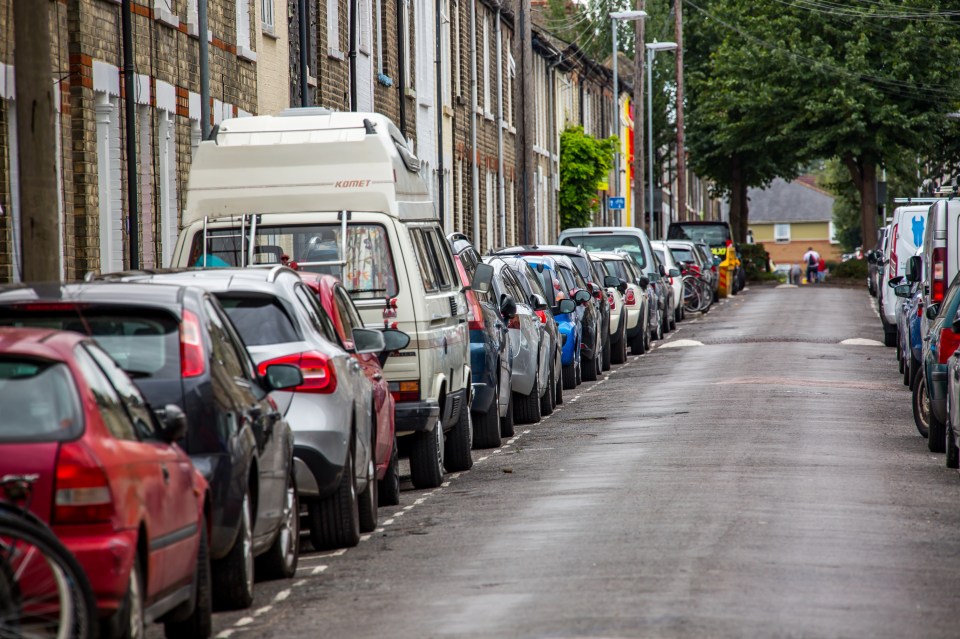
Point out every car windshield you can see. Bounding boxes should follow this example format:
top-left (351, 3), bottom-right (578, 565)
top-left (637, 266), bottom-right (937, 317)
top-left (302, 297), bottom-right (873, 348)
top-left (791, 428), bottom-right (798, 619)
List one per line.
top-left (217, 294), bottom-right (303, 346)
top-left (192, 222), bottom-right (399, 300)
top-left (0, 358), bottom-right (82, 442)
top-left (667, 224), bottom-right (731, 246)
top-left (0, 309), bottom-right (180, 379)
top-left (561, 236), bottom-right (646, 269)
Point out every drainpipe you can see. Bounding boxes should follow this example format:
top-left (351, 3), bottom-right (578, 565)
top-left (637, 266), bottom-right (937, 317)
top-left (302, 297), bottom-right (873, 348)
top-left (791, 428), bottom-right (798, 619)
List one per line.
top-left (199, 0), bottom-right (210, 139)
top-left (349, 0), bottom-right (358, 110)
top-left (396, 0), bottom-right (408, 135)
top-left (299, 0), bottom-right (309, 107)
top-left (470, 0), bottom-right (480, 247)
top-left (495, 7), bottom-right (505, 247)
top-left (121, 0), bottom-right (139, 268)
top-left (547, 62), bottom-right (557, 241)
top-left (435, 0), bottom-right (446, 225)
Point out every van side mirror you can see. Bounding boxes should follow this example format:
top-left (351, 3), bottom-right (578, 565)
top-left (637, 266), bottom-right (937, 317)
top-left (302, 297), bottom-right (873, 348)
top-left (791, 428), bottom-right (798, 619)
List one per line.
top-left (906, 255), bottom-right (922, 283)
top-left (499, 294), bottom-right (517, 320)
top-left (352, 328), bottom-right (386, 354)
top-left (893, 284), bottom-right (912, 298)
top-left (471, 263), bottom-right (494, 294)
top-left (927, 304), bottom-right (940, 321)
top-left (557, 299), bottom-right (576, 314)
top-left (573, 289), bottom-right (591, 305)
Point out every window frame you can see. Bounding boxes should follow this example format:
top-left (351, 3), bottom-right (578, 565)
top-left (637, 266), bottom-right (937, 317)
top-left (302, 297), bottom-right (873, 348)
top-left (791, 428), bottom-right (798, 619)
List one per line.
top-left (774, 223), bottom-right (791, 244)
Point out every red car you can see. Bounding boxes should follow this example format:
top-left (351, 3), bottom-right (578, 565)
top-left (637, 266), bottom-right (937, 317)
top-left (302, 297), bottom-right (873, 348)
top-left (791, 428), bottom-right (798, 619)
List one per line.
top-left (0, 328), bottom-right (211, 638)
top-left (298, 273), bottom-right (406, 506)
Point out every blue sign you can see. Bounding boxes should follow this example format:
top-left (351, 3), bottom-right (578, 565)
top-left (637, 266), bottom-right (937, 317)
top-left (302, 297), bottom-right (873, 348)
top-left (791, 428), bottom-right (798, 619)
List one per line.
top-left (608, 197), bottom-right (625, 210)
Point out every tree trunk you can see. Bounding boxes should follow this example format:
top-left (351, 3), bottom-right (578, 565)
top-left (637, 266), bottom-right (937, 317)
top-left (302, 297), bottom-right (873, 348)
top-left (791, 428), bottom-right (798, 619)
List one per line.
top-left (728, 155), bottom-right (743, 244)
top-left (738, 180), bottom-right (749, 245)
top-left (842, 155), bottom-right (878, 250)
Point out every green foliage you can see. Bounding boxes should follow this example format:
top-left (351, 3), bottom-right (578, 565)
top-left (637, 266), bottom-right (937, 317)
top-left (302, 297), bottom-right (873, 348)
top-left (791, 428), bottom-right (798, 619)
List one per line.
top-left (818, 158), bottom-right (862, 252)
top-left (559, 126), bottom-right (618, 230)
top-left (831, 258), bottom-right (868, 280)
top-left (740, 243), bottom-right (770, 279)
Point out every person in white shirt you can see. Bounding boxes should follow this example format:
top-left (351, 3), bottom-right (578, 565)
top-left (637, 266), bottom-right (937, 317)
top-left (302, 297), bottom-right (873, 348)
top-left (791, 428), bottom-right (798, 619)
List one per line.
top-left (802, 247), bottom-right (820, 284)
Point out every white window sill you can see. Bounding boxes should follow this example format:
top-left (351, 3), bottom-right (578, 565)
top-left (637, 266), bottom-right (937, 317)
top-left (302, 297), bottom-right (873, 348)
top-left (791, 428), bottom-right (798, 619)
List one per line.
top-left (308, 75), bottom-right (318, 88)
top-left (152, 2), bottom-right (179, 28)
top-left (328, 48), bottom-right (345, 61)
top-left (483, 111), bottom-right (495, 121)
top-left (442, 105), bottom-right (454, 117)
top-left (187, 22), bottom-right (213, 43)
top-left (237, 45), bottom-right (257, 62)
top-left (404, 87), bottom-right (417, 98)
top-left (262, 24), bottom-right (277, 39)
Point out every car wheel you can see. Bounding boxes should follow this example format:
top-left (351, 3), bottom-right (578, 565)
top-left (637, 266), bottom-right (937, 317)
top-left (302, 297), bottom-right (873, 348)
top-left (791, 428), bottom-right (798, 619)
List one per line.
top-left (630, 329), bottom-right (645, 356)
top-left (883, 326), bottom-right (897, 347)
top-left (582, 351), bottom-right (598, 381)
top-left (513, 382), bottom-right (542, 425)
top-left (358, 457), bottom-right (378, 533)
top-left (902, 356), bottom-right (911, 387)
top-left (540, 365), bottom-right (554, 416)
top-left (409, 421), bottom-right (444, 489)
top-left (562, 363), bottom-right (576, 390)
top-left (213, 491), bottom-right (255, 610)
top-left (104, 555), bottom-right (145, 639)
top-left (308, 452), bottom-right (361, 549)
top-left (912, 372), bottom-right (930, 439)
top-left (602, 334), bottom-right (612, 371)
top-left (948, 423), bottom-right (960, 469)
top-left (669, 304), bottom-right (677, 331)
top-left (444, 403), bottom-right (474, 472)
top-left (612, 325), bottom-right (627, 365)
top-left (474, 382), bottom-right (502, 449)
top-left (555, 361), bottom-right (564, 404)
top-left (164, 516), bottom-right (212, 639)
top-left (500, 390), bottom-right (515, 437)
top-left (378, 436), bottom-right (401, 506)
top-left (575, 358), bottom-right (582, 385)
top-left (256, 470), bottom-right (299, 580)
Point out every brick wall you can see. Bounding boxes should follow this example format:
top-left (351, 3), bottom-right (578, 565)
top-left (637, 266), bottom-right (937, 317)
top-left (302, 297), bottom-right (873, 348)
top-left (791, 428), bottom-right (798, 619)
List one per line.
top-left (258, 0), bottom-right (291, 114)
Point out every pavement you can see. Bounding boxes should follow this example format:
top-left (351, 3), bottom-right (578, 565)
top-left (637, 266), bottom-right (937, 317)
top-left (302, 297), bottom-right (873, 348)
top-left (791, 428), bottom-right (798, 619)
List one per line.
top-left (195, 284), bottom-right (960, 638)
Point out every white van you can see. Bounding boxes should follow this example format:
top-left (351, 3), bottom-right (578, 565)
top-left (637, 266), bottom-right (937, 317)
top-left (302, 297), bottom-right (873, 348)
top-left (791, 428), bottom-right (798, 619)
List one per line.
top-left (880, 205), bottom-right (929, 345)
top-left (170, 108), bottom-right (473, 489)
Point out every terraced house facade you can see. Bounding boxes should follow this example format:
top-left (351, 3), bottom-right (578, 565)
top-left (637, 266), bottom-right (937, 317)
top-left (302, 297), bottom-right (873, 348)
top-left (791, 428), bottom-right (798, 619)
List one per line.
top-left (0, 0), bottom-right (721, 282)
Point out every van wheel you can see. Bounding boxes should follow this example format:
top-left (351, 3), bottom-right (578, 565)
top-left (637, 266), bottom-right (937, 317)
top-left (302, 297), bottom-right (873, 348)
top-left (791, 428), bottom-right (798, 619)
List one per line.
top-left (378, 437), bottom-right (401, 506)
top-left (358, 458), bottom-right (378, 533)
top-left (164, 516), bottom-right (212, 639)
top-left (213, 491), bottom-right (255, 610)
top-left (409, 422), bottom-right (444, 489)
top-left (582, 353), bottom-right (598, 381)
top-left (256, 470), bottom-right (299, 580)
top-left (308, 453), bottom-right (360, 550)
top-left (501, 391), bottom-right (515, 437)
top-left (540, 365), bottom-right (554, 416)
top-left (555, 362), bottom-right (564, 404)
top-left (444, 405), bottom-right (474, 472)
top-left (562, 363), bottom-right (576, 390)
top-left (514, 386), bottom-right (542, 425)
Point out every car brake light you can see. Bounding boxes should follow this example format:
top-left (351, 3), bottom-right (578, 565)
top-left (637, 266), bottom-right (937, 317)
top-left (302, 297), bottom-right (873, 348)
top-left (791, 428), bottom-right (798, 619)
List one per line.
top-left (608, 292), bottom-right (615, 310)
top-left (180, 310), bottom-right (206, 378)
top-left (535, 309), bottom-right (548, 323)
top-left (890, 224), bottom-right (899, 276)
top-left (257, 351), bottom-right (337, 394)
top-left (389, 380), bottom-right (419, 402)
top-left (933, 247), bottom-right (946, 303)
top-left (14, 302), bottom-right (88, 312)
top-left (939, 326), bottom-right (960, 364)
top-left (54, 441), bottom-right (114, 524)
top-left (918, 303), bottom-right (924, 318)
top-left (625, 289), bottom-right (637, 306)
top-left (453, 257), bottom-right (486, 331)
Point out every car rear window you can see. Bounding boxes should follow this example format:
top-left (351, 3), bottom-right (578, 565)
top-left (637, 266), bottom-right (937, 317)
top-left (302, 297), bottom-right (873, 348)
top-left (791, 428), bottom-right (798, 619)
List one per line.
top-left (0, 308), bottom-right (179, 379)
top-left (217, 295), bottom-right (303, 346)
top-left (0, 358), bottom-right (82, 442)
top-left (667, 224), bottom-right (731, 246)
top-left (603, 260), bottom-right (628, 280)
top-left (561, 236), bottom-right (646, 269)
top-left (670, 247), bottom-right (695, 264)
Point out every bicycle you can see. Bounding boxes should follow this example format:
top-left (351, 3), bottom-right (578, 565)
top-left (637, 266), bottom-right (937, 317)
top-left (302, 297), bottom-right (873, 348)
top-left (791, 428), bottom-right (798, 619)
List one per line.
top-left (682, 275), bottom-right (712, 314)
top-left (0, 476), bottom-right (97, 639)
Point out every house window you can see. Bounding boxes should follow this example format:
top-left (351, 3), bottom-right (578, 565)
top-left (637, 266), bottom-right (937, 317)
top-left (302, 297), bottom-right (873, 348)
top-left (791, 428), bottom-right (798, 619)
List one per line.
top-left (262, 0), bottom-right (274, 31)
top-left (236, 0), bottom-right (251, 53)
top-left (829, 221), bottom-right (839, 244)
top-left (482, 13), bottom-right (490, 115)
top-left (506, 44), bottom-right (514, 127)
top-left (95, 92), bottom-right (124, 273)
top-left (328, 0), bottom-right (341, 56)
top-left (774, 223), bottom-right (791, 243)
top-left (187, 0), bottom-right (199, 35)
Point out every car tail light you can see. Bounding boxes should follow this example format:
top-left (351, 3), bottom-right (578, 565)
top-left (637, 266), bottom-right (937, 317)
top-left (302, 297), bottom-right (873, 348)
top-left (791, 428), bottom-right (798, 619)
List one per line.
top-left (939, 326), bottom-right (960, 364)
top-left (535, 310), bottom-right (548, 323)
top-left (625, 289), bottom-right (637, 306)
top-left (933, 247), bottom-right (946, 303)
top-left (389, 380), bottom-right (419, 402)
top-left (257, 351), bottom-right (337, 394)
top-left (592, 289), bottom-right (603, 300)
top-left (711, 265), bottom-right (718, 273)
top-left (608, 292), bottom-right (615, 310)
top-left (54, 441), bottom-right (114, 524)
top-left (890, 224), bottom-right (899, 276)
top-left (668, 276), bottom-right (674, 286)
top-left (180, 310), bottom-right (206, 378)
top-left (918, 303), bottom-right (924, 318)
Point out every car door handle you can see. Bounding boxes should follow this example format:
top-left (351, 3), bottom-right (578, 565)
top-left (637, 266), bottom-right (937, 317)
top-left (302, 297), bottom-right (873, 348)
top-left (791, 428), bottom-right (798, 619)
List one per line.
top-left (350, 361), bottom-right (362, 372)
top-left (373, 373), bottom-right (383, 381)
top-left (161, 465), bottom-right (170, 484)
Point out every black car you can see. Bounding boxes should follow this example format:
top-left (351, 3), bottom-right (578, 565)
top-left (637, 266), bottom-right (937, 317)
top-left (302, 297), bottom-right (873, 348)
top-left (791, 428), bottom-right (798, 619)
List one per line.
top-left (448, 233), bottom-right (512, 449)
top-left (667, 221), bottom-right (742, 295)
top-left (0, 282), bottom-right (302, 611)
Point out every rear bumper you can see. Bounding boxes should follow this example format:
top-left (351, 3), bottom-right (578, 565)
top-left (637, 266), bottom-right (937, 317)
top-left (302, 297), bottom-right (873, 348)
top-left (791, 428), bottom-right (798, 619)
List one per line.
top-left (395, 399), bottom-right (441, 433)
top-left (294, 432), bottom-right (348, 500)
top-left (58, 526), bottom-right (138, 615)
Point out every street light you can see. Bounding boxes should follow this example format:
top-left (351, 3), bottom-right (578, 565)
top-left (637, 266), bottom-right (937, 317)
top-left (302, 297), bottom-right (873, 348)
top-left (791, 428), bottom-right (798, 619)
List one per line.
top-left (610, 10), bottom-right (647, 226)
top-left (646, 40), bottom-right (677, 239)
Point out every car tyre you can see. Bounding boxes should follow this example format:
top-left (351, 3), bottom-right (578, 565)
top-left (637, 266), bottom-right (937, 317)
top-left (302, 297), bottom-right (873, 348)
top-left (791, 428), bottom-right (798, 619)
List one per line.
top-left (555, 361), bottom-right (564, 404)
top-left (358, 458), bottom-right (378, 533)
top-left (540, 365), bottom-right (555, 416)
top-left (164, 517), bottom-right (212, 639)
top-left (575, 358), bottom-right (582, 385)
top-left (378, 436), bottom-right (401, 506)
top-left (444, 404), bottom-right (474, 472)
top-left (630, 329), bottom-right (645, 356)
top-left (612, 325), bottom-right (628, 364)
top-left (562, 363), bottom-right (576, 390)
top-left (912, 372), bottom-right (930, 439)
top-left (883, 326), bottom-right (897, 347)
top-left (514, 383), bottom-right (542, 425)
top-left (582, 351), bottom-right (598, 381)
top-left (602, 334), bottom-right (612, 371)
top-left (255, 470), bottom-right (299, 580)
top-left (948, 423), bottom-right (960, 469)
top-left (213, 491), bottom-right (255, 610)
top-left (902, 356), bottom-right (911, 387)
top-left (409, 421), bottom-right (445, 489)
top-left (104, 554), bottom-right (145, 639)
top-left (474, 383), bottom-right (502, 449)
top-left (501, 390), bottom-right (515, 437)
top-left (308, 452), bottom-right (361, 549)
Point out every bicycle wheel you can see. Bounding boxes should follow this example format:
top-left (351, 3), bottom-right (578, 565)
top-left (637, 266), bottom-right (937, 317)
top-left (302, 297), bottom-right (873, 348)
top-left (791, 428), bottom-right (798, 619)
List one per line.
top-left (0, 512), bottom-right (97, 639)
top-left (682, 278), bottom-right (702, 314)
top-left (697, 280), bottom-right (713, 312)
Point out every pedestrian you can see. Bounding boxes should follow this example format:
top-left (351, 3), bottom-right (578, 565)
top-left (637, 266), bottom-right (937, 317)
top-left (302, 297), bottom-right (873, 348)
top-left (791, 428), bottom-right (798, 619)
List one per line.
top-left (817, 256), bottom-right (827, 283)
top-left (790, 263), bottom-right (801, 285)
top-left (802, 247), bottom-right (820, 284)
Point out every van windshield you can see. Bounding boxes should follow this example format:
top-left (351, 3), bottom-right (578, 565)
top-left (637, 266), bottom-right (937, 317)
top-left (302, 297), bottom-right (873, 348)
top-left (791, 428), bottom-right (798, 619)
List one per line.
top-left (192, 222), bottom-right (399, 300)
top-left (560, 236), bottom-right (646, 269)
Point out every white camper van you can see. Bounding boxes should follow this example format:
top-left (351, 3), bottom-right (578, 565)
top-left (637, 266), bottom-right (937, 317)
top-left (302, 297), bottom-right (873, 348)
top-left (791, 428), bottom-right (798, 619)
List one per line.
top-left (171, 109), bottom-right (474, 489)
top-left (880, 205), bottom-right (929, 345)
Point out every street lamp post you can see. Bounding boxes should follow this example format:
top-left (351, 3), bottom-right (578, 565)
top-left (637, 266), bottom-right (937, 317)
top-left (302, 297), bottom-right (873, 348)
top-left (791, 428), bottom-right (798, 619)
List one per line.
top-left (610, 10), bottom-right (647, 227)
top-left (646, 41), bottom-right (677, 240)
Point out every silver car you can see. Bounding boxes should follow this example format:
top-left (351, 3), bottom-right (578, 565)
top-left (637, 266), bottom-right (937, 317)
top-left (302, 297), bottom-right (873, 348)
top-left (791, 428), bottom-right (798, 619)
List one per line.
top-left (121, 267), bottom-right (381, 551)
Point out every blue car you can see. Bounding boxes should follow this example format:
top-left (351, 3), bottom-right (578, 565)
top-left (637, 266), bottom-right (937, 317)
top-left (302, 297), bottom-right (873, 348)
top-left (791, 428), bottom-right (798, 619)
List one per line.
top-left (918, 273), bottom-right (960, 451)
top-left (518, 255), bottom-right (587, 390)
top-left (895, 279), bottom-right (923, 388)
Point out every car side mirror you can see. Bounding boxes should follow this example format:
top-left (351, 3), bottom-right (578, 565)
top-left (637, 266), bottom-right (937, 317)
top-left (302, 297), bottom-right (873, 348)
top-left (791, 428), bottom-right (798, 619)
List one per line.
top-left (669, 268), bottom-right (681, 278)
top-left (888, 275), bottom-right (904, 288)
top-left (658, 264), bottom-right (667, 277)
top-left (377, 328), bottom-right (410, 367)
top-left (155, 404), bottom-right (187, 443)
top-left (617, 279), bottom-right (627, 294)
top-left (604, 275), bottom-right (620, 289)
top-left (262, 363), bottom-right (304, 392)
top-left (638, 275), bottom-right (650, 289)
top-left (906, 255), bottom-right (922, 283)
top-left (352, 328), bottom-right (386, 354)
top-left (499, 294), bottom-right (517, 320)
top-left (927, 304), bottom-right (940, 321)
top-left (557, 299), bottom-right (576, 314)
top-left (530, 293), bottom-right (548, 311)
top-left (894, 284), bottom-right (912, 298)
top-left (471, 263), bottom-right (494, 294)
top-left (574, 289), bottom-right (591, 305)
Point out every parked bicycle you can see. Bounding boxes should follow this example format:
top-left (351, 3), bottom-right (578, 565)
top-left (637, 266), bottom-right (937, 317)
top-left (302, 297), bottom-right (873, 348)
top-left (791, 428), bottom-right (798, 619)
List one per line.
top-left (681, 265), bottom-right (713, 314)
top-left (0, 476), bottom-right (97, 639)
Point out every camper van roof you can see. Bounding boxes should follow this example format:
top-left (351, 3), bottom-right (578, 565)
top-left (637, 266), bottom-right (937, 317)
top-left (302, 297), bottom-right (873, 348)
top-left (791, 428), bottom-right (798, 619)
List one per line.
top-left (181, 110), bottom-right (434, 227)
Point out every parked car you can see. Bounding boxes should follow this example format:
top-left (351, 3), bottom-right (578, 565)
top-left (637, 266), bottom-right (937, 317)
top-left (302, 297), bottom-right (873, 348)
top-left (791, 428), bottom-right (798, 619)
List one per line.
top-left (299, 272), bottom-right (410, 506)
top-left (448, 233), bottom-right (511, 449)
top-left (916, 272), bottom-right (960, 451)
top-left (866, 227), bottom-right (887, 297)
top-left (552, 254), bottom-right (603, 382)
top-left (484, 257), bottom-right (549, 427)
top-left (592, 251), bottom-right (651, 357)
top-left (588, 255), bottom-right (624, 370)
top-left (113, 267), bottom-right (389, 551)
top-left (169, 110), bottom-right (474, 490)
top-left (650, 251), bottom-right (675, 336)
top-left (919, 200), bottom-right (960, 340)
top-left (666, 220), bottom-right (741, 295)
top-left (879, 205), bottom-right (929, 347)
top-left (518, 255), bottom-right (587, 390)
top-left (894, 276), bottom-right (923, 389)
top-left (0, 327), bottom-right (214, 638)
top-left (651, 241), bottom-right (684, 326)
top-left (0, 283), bottom-right (301, 611)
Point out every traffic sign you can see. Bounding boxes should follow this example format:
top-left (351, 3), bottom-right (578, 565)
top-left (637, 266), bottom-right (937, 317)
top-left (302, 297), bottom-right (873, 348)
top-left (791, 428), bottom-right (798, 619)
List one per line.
top-left (608, 197), bottom-right (625, 210)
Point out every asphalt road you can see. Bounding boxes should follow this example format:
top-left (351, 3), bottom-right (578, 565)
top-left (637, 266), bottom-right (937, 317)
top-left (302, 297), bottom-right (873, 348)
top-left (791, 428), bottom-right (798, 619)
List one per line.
top-left (202, 284), bottom-right (960, 638)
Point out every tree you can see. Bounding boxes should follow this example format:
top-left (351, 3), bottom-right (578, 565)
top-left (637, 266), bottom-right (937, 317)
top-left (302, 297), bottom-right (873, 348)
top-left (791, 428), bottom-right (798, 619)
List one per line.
top-left (559, 126), bottom-right (618, 229)
top-left (819, 158), bottom-right (861, 252)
